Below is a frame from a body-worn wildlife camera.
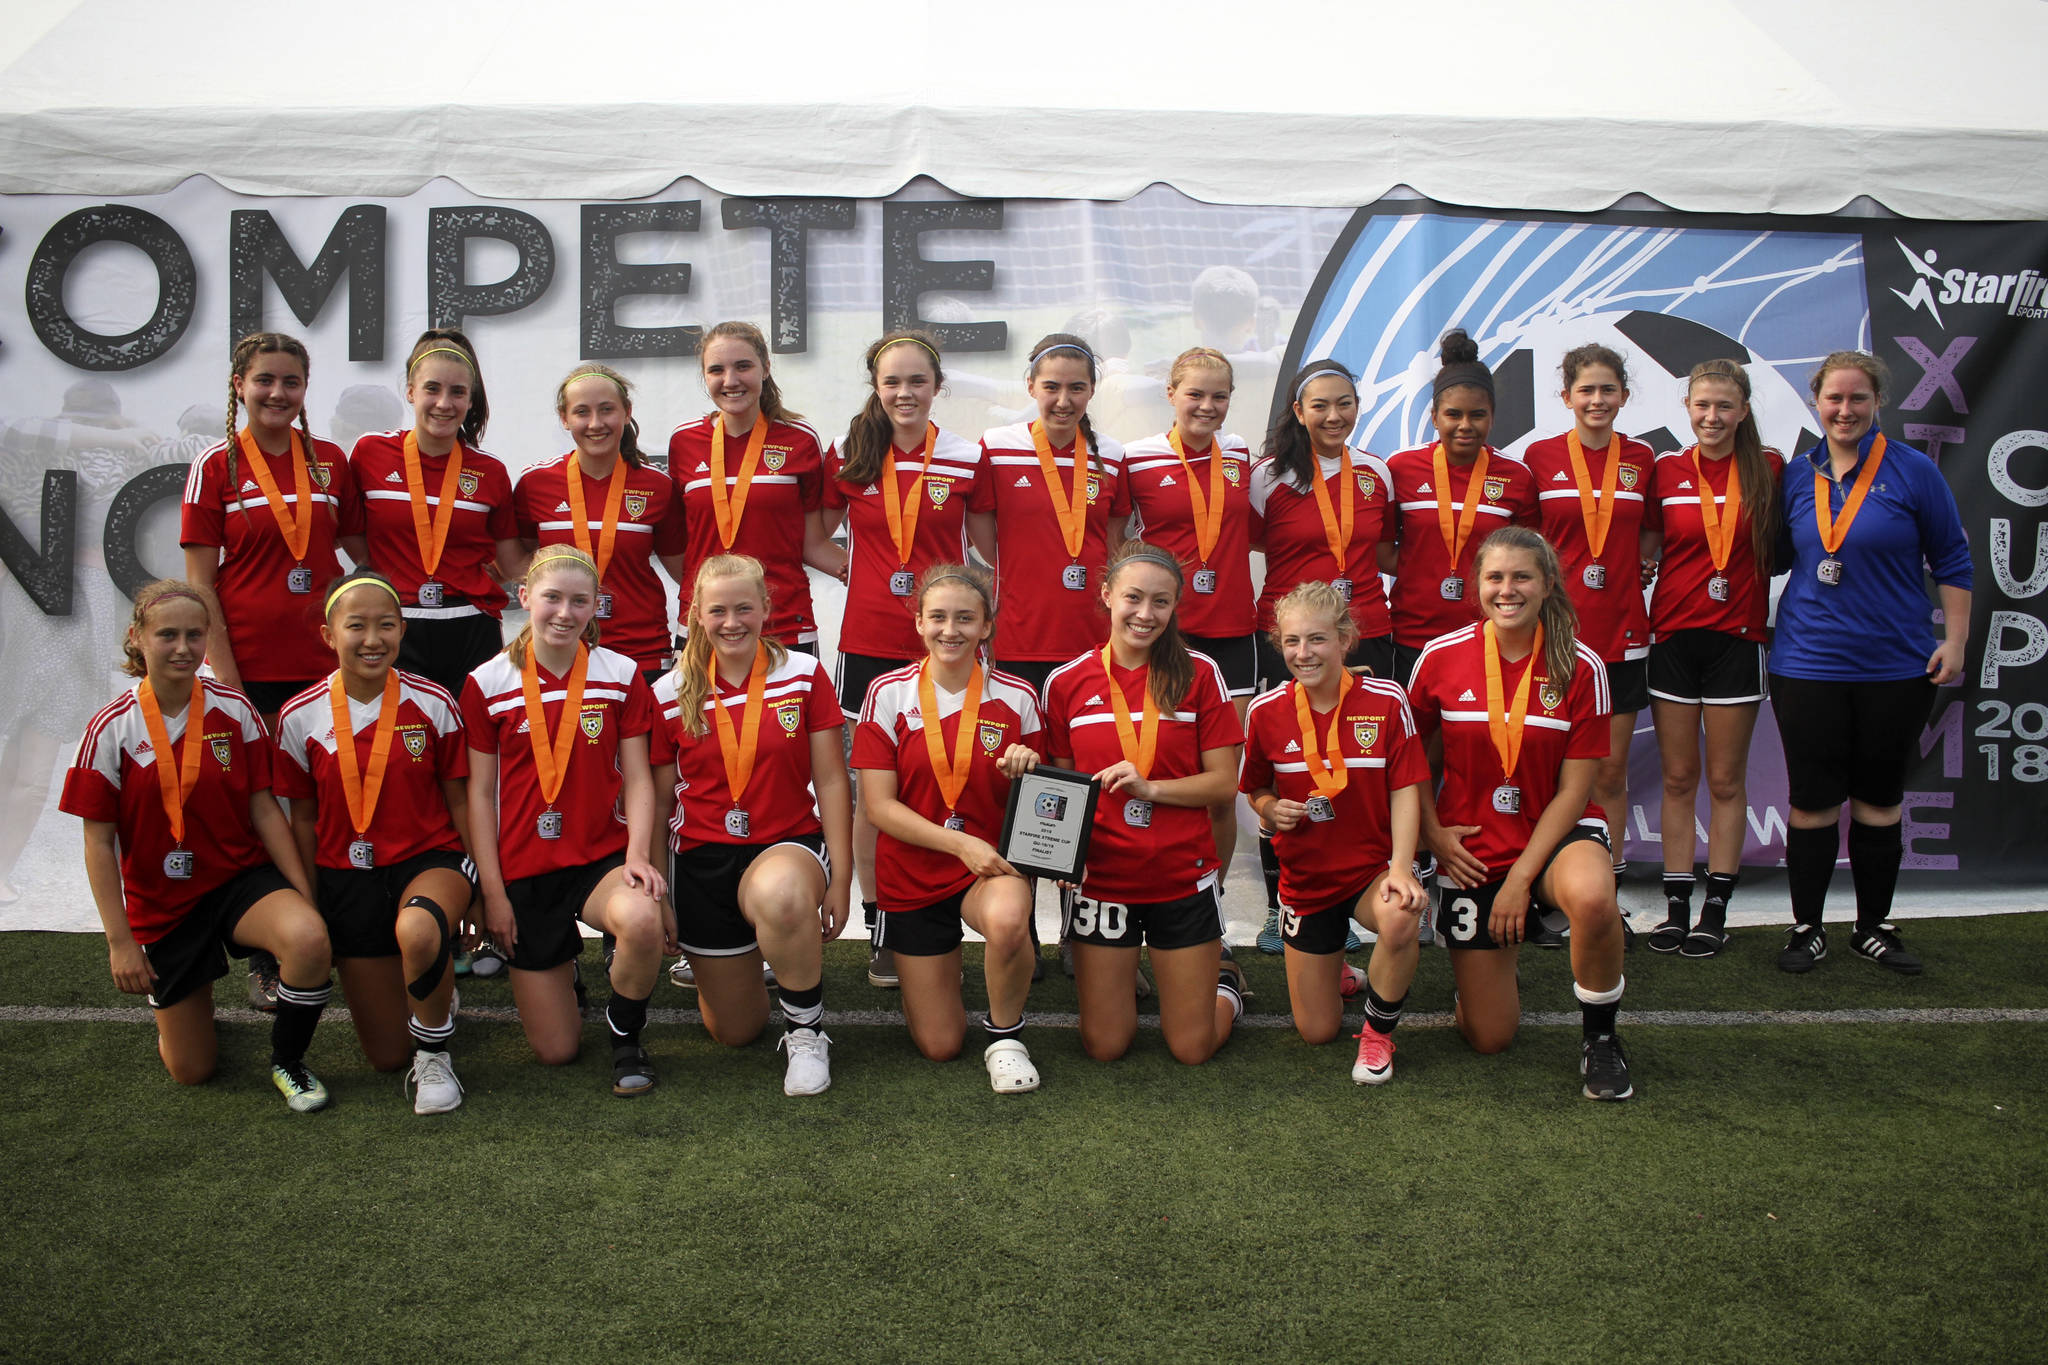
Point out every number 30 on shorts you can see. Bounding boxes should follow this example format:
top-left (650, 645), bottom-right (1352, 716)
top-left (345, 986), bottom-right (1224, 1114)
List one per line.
top-left (1067, 893), bottom-right (1130, 940)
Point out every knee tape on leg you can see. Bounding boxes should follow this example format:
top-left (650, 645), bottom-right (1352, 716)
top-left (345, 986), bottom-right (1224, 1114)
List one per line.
top-left (404, 895), bottom-right (453, 1001)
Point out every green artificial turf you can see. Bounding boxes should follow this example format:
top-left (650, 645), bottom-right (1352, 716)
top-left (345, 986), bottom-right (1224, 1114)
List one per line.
top-left (0, 922), bottom-right (2042, 1363)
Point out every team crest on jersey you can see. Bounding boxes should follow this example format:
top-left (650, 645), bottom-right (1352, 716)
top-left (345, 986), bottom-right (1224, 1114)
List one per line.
top-left (978, 721), bottom-right (1004, 753)
top-left (1356, 472), bottom-right (1376, 497)
top-left (579, 708), bottom-right (605, 740)
top-left (1086, 475), bottom-right (1102, 502)
top-left (458, 469), bottom-right (480, 498)
top-left (927, 481), bottom-right (951, 507)
top-left (764, 449), bottom-right (788, 472)
top-left (1223, 460), bottom-right (1243, 486)
top-left (309, 461), bottom-right (332, 489)
top-left (403, 729), bottom-right (428, 759)
top-left (1353, 720), bottom-right (1378, 752)
top-left (1617, 464), bottom-right (1640, 491)
top-left (1482, 476), bottom-right (1507, 502)
top-left (624, 492), bottom-right (648, 519)
top-left (1540, 682), bottom-right (1564, 712)
top-left (211, 737), bottom-right (232, 768)
top-left (776, 699), bottom-right (803, 734)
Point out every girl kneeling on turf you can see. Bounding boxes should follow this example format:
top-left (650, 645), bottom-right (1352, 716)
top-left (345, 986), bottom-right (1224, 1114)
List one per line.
top-left (1240, 582), bottom-right (1431, 1083)
top-left (852, 564), bottom-right (1044, 1093)
top-left (1010, 540), bottom-right (1246, 1065)
top-left (1407, 528), bottom-right (1634, 1100)
top-left (274, 570), bottom-right (477, 1114)
top-left (651, 554), bottom-right (854, 1097)
top-left (461, 547), bottom-right (669, 1096)
top-left (63, 581), bottom-right (335, 1111)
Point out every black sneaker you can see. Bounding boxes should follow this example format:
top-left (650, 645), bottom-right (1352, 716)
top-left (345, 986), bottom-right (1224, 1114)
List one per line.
top-left (1528, 910), bottom-right (1570, 949)
top-left (247, 952), bottom-right (280, 1013)
top-left (867, 946), bottom-right (900, 990)
top-left (1581, 1033), bottom-right (1634, 1101)
top-left (1777, 924), bottom-right (1827, 974)
top-left (1851, 923), bottom-right (1924, 976)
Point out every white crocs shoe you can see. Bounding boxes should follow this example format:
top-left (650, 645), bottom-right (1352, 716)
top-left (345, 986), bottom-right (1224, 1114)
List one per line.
top-left (778, 1028), bottom-right (832, 1096)
top-left (983, 1038), bottom-right (1040, 1094)
top-left (407, 1048), bottom-right (464, 1114)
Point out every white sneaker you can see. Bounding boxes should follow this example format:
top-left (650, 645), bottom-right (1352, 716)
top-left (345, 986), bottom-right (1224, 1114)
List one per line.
top-left (983, 1038), bottom-right (1040, 1094)
top-left (668, 957), bottom-right (695, 989)
top-left (778, 1028), bottom-right (832, 1096)
top-left (407, 1049), bottom-right (463, 1114)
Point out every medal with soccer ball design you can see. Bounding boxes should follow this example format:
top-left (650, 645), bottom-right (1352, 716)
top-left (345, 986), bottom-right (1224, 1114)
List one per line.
top-left (1566, 432), bottom-right (1621, 595)
top-left (881, 425), bottom-right (939, 600)
top-left (416, 578), bottom-right (445, 608)
top-left (1331, 577), bottom-right (1352, 602)
top-left (521, 643), bottom-right (589, 846)
top-left (709, 643), bottom-right (770, 843)
top-left (1816, 559), bottom-right (1843, 586)
top-left (164, 849), bottom-right (195, 879)
top-left (1122, 799), bottom-right (1153, 828)
top-left (1061, 563), bottom-right (1087, 590)
top-left (1581, 565), bottom-right (1606, 590)
top-left (1707, 575), bottom-right (1730, 602)
top-left (537, 809), bottom-right (563, 839)
top-left (1813, 436), bottom-right (1887, 592)
top-left (349, 838), bottom-right (376, 869)
top-left (1482, 621), bottom-right (1542, 825)
top-left (889, 569), bottom-right (914, 597)
top-left (1304, 795), bottom-right (1336, 823)
top-left (288, 565), bottom-right (313, 594)
top-left (1192, 568), bottom-right (1217, 595)
top-left (1440, 575), bottom-right (1465, 602)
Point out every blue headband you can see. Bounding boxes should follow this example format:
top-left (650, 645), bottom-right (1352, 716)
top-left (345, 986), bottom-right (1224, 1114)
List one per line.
top-left (1028, 342), bottom-right (1094, 368)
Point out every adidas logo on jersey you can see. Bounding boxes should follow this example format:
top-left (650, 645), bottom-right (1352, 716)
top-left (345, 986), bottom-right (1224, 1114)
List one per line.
top-left (1552, 470), bottom-right (1569, 482)
top-left (1458, 688), bottom-right (1477, 702)
top-left (1283, 739), bottom-right (1300, 753)
top-left (862, 484), bottom-right (878, 496)
top-left (1159, 473), bottom-right (1176, 486)
top-left (554, 501), bottom-right (571, 513)
top-left (241, 480), bottom-right (259, 493)
top-left (695, 462), bottom-right (710, 474)
top-left (1418, 481), bottom-right (1433, 494)
top-left (1015, 476), bottom-right (1032, 488)
top-left (386, 471), bottom-right (404, 483)
top-left (1677, 479), bottom-right (1693, 489)
top-left (1085, 695), bottom-right (1102, 707)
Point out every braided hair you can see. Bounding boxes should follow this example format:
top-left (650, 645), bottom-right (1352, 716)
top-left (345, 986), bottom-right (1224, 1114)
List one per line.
top-left (223, 332), bottom-right (316, 524)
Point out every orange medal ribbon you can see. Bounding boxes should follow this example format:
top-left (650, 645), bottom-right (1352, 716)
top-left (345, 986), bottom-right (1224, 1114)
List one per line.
top-left (1482, 621), bottom-right (1545, 784)
top-left (1432, 443), bottom-right (1492, 570)
top-left (918, 660), bottom-right (983, 816)
top-left (882, 423), bottom-right (939, 569)
top-left (1566, 432), bottom-right (1621, 559)
top-left (1307, 446), bottom-right (1357, 570)
top-left (709, 418), bottom-right (771, 548)
top-left (1816, 433), bottom-right (1888, 554)
top-left (328, 670), bottom-right (402, 836)
top-left (137, 678), bottom-right (205, 846)
top-left (236, 428), bottom-right (315, 562)
top-left (1167, 428), bottom-right (1229, 565)
top-left (519, 642), bottom-right (588, 808)
top-left (1099, 645), bottom-right (1161, 781)
top-left (1293, 671), bottom-right (1355, 800)
top-left (708, 644), bottom-right (769, 805)
top-left (565, 454), bottom-right (629, 579)
top-left (1691, 448), bottom-right (1744, 573)
top-left (1030, 421), bottom-right (1092, 561)
top-left (401, 431), bottom-right (466, 579)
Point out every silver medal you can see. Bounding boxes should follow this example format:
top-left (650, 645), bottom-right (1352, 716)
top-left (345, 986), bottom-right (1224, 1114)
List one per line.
top-left (348, 838), bottom-right (375, 870)
top-left (416, 578), bottom-right (445, 609)
top-left (1817, 559), bottom-right (1843, 586)
top-left (1122, 798), bottom-right (1153, 829)
top-left (287, 566), bottom-right (313, 595)
top-left (163, 849), bottom-right (194, 880)
top-left (725, 808), bottom-right (751, 838)
top-left (889, 569), bottom-right (915, 597)
top-left (1061, 563), bottom-right (1087, 591)
top-left (1440, 575), bottom-right (1464, 602)
top-left (596, 591), bottom-right (615, 620)
top-left (1491, 785), bottom-right (1522, 815)
top-left (943, 813), bottom-right (967, 832)
top-left (1707, 574), bottom-right (1730, 602)
top-left (1305, 795), bottom-right (1335, 823)
top-left (1331, 577), bottom-right (1352, 602)
top-left (536, 810), bottom-right (563, 839)
top-left (1581, 564), bottom-right (1607, 590)
top-left (1191, 569), bottom-right (1217, 595)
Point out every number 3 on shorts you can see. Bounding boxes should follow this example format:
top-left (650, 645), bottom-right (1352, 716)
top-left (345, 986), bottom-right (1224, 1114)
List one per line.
top-left (1070, 894), bottom-right (1130, 940)
top-left (1445, 895), bottom-right (1480, 943)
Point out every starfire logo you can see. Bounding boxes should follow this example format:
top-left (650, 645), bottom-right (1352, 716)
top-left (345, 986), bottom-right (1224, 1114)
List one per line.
top-left (1891, 239), bottom-right (2048, 326)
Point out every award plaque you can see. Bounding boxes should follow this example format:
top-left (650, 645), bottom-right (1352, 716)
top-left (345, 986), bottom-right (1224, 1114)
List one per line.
top-left (999, 765), bottom-right (1101, 882)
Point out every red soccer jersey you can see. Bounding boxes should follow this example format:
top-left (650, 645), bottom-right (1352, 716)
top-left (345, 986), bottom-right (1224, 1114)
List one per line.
top-left (1385, 445), bottom-right (1539, 647)
top-left (1041, 649), bottom-right (1243, 904)
top-left (825, 427), bottom-right (983, 660)
top-left (1406, 624), bottom-right (1611, 880)
top-left (349, 431), bottom-right (518, 617)
top-left (649, 650), bottom-right (845, 851)
top-left (513, 454), bottom-right (685, 672)
top-left (460, 645), bottom-right (652, 882)
top-left (1123, 432), bottom-right (1257, 637)
top-left (180, 435), bottom-right (362, 682)
top-left (1238, 676), bottom-right (1430, 909)
top-left (1648, 446), bottom-right (1783, 639)
top-left (60, 681), bottom-right (276, 944)
top-left (1523, 433), bottom-right (1658, 661)
top-left (968, 421), bottom-right (1131, 662)
top-left (668, 415), bottom-right (828, 645)
top-left (850, 663), bottom-right (1045, 911)
top-left (1248, 449), bottom-right (1396, 639)
top-left (272, 670), bottom-right (468, 869)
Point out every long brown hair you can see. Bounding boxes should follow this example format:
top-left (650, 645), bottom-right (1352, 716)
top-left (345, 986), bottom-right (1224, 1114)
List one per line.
top-left (916, 561), bottom-right (997, 659)
top-left (224, 332), bottom-right (316, 523)
top-left (1687, 359), bottom-right (1777, 572)
top-left (1475, 527), bottom-right (1580, 692)
top-left (405, 328), bottom-right (489, 446)
top-left (671, 553), bottom-right (789, 738)
top-left (122, 580), bottom-right (217, 678)
top-left (553, 363), bottom-right (647, 469)
top-left (505, 546), bottom-right (603, 668)
top-left (702, 320), bottom-right (803, 427)
top-left (838, 331), bottom-right (945, 486)
top-left (1103, 539), bottom-right (1194, 710)
top-left (1024, 332), bottom-right (1104, 481)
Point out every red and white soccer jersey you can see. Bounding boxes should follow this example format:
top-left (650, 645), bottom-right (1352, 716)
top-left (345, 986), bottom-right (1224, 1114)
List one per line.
top-left (181, 435), bottom-right (362, 682)
top-left (273, 670), bottom-right (468, 869)
top-left (1238, 676), bottom-right (1430, 909)
top-left (350, 431), bottom-right (517, 617)
top-left (1042, 650), bottom-right (1243, 904)
top-left (1406, 624), bottom-right (1611, 881)
top-left (1648, 446), bottom-right (1784, 639)
top-left (850, 663), bottom-right (1044, 911)
top-left (824, 427), bottom-right (984, 660)
top-left (1248, 449), bottom-right (1396, 640)
top-left (60, 681), bottom-right (276, 943)
top-left (650, 650), bottom-right (844, 851)
top-left (1123, 432), bottom-right (1256, 638)
top-left (1523, 433), bottom-right (1658, 661)
top-left (460, 645), bottom-right (652, 882)
top-left (969, 422), bottom-right (1131, 662)
top-left (668, 415), bottom-right (828, 645)
top-left (514, 454), bottom-right (685, 672)
top-left (1385, 445), bottom-right (1538, 647)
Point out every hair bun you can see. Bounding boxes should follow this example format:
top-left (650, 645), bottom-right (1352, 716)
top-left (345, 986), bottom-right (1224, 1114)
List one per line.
top-left (1438, 329), bottom-right (1479, 366)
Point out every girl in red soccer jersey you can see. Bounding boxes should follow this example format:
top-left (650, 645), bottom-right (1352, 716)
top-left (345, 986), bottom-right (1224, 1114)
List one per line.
top-left (1248, 358), bottom-right (1398, 953)
top-left (61, 581), bottom-right (335, 1111)
top-left (461, 547), bottom-right (669, 1096)
top-left (1383, 330), bottom-right (1539, 685)
top-left (274, 570), bottom-right (476, 1114)
top-left (651, 554), bottom-right (853, 1097)
top-left (1522, 344), bottom-right (1659, 890)
top-left (853, 564), bottom-right (1043, 1091)
top-left (1007, 540), bottom-right (1246, 1065)
top-left (1409, 527), bottom-right (1632, 1100)
top-left (1642, 360), bottom-right (1782, 957)
top-left (667, 321), bottom-right (837, 651)
top-left (514, 365), bottom-right (687, 683)
top-left (819, 332), bottom-right (993, 988)
top-left (348, 330), bottom-right (525, 698)
top-left (1240, 582), bottom-right (1431, 1082)
top-left (967, 332), bottom-right (1132, 699)
top-left (182, 332), bottom-right (366, 721)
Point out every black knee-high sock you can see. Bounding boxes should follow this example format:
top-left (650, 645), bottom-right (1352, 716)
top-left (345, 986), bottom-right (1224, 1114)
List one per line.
top-left (982, 1013), bottom-right (1025, 1046)
top-left (1362, 985), bottom-right (1406, 1037)
top-left (606, 989), bottom-right (650, 1048)
top-left (270, 977), bottom-right (330, 1067)
top-left (1846, 820), bottom-right (1904, 932)
top-left (1661, 872), bottom-right (1695, 927)
top-left (1258, 830), bottom-right (1282, 911)
top-left (779, 981), bottom-right (824, 1033)
top-left (408, 1011), bottom-right (455, 1054)
top-left (861, 899), bottom-right (878, 934)
top-left (1785, 824), bottom-right (1840, 928)
top-left (1698, 872), bottom-right (1738, 934)
top-left (1573, 977), bottom-right (1624, 1039)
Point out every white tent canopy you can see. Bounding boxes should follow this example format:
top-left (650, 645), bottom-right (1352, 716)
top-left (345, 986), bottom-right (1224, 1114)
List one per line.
top-left (2, 0), bottom-right (2043, 218)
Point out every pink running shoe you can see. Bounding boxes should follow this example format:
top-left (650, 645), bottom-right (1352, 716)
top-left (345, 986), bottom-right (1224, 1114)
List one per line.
top-left (1338, 962), bottom-right (1367, 1000)
top-left (1351, 1028), bottom-right (1395, 1085)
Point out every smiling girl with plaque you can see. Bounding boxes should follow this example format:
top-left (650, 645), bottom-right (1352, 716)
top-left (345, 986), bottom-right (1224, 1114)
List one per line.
top-left (1408, 528), bottom-right (1633, 1101)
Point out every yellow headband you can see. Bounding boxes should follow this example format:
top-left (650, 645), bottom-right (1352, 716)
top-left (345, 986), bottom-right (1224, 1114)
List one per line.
top-left (325, 575), bottom-right (402, 616)
top-left (563, 370), bottom-right (625, 394)
top-left (531, 546), bottom-right (599, 576)
top-left (408, 346), bottom-right (475, 375)
top-left (878, 337), bottom-right (942, 368)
